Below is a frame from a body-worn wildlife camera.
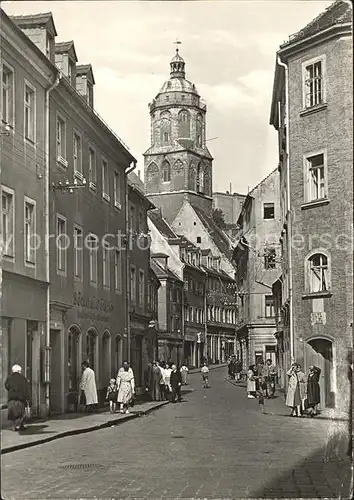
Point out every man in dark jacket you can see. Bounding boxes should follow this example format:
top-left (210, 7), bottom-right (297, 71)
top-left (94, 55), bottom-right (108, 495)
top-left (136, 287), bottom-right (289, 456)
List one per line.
top-left (5, 364), bottom-right (31, 431)
top-left (170, 364), bottom-right (182, 403)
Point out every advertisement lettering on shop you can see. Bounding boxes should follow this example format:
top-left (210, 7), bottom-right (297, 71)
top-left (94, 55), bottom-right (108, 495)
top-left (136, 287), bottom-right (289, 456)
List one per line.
top-left (73, 292), bottom-right (115, 314)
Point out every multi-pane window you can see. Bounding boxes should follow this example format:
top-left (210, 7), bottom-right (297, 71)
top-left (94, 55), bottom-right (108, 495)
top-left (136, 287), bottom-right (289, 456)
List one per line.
top-left (138, 270), bottom-right (145, 307)
top-left (102, 159), bottom-right (109, 199)
top-left (2, 64), bottom-right (14, 125)
top-left (24, 200), bottom-right (35, 264)
top-left (88, 147), bottom-right (96, 187)
top-left (308, 253), bottom-right (329, 293)
top-left (56, 215), bottom-right (67, 273)
top-left (74, 226), bottom-right (83, 279)
top-left (114, 249), bottom-right (122, 293)
top-left (265, 295), bottom-right (275, 318)
top-left (263, 203), bottom-right (275, 219)
top-left (2, 188), bottom-right (14, 257)
top-left (24, 84), bottom-right (35, 142)
top-left (306, 153), bottom-right (326, 202)
top-left (264, 247), bottom-right (276, 269)
top-left (304, 61), bottom-right (323, 108)
top-left (114, 171), bottom-right (121, 208)
top-left (73, 133), bottom-right (82, 175)
top-left (162, 161), bottom-right (171, 182)
top-left (130, 266), bottom-right (136, 303)
top-left (102, 244), bottom-right (110, 288)
top-left (56, 116), bottom-right (66, 162)
top-left (88, 235), bottom-right (98, 284)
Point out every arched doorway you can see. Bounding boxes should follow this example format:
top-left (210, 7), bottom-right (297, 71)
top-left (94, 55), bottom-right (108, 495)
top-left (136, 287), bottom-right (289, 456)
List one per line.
top-left (102, 331), bottom-right (111, 383)
top-left (305, 337), bottom-right (334, 408)
top-left (114, 335), bottom-right (123, 375)
top-left (86, 328), bottom-right (98, 372)
top-left (68, 325), bottom-right (81, 391)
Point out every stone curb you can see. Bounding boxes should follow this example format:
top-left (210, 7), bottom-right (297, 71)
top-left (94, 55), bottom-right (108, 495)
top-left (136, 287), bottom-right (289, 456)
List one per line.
top-left (1, 401), bottom-right (169, 455)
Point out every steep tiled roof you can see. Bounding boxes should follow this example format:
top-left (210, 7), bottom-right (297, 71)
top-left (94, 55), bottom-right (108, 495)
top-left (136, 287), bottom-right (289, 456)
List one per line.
top-left (283, 0), bottom-right (352, 46)
top-left (191, 204), bottom-right (233, 259)
top-left (148, 209), bottom-right (177, 239)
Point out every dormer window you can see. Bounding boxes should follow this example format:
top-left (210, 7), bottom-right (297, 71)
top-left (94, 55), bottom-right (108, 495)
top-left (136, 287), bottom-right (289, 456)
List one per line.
top-left (87, 81), bottom-right (93, 106)
top-left (68, 60), bottom-right (75, 85)
top-left (46, 35), bottom-right (53, 59)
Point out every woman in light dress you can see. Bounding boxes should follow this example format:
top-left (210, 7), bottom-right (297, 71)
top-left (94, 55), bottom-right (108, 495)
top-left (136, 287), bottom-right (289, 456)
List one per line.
top-left (286, 363), bottom-right (307, 417)
top-left (180, 364), bottom-right (189, 385)
top-left (116, 361), bottom-right (135, 414)
top-left (163, 362), bottom-right (172, 401)
top-left (247, 365), bottom-right (256, 398)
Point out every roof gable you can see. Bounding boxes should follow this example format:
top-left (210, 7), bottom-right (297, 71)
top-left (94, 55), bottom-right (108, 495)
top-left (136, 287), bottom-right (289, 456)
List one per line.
top-left (10, 12), bottom-right (57, 37)
top-left (55, 40), bottom-right (78, 62)
top-left (76, 64), bottom-right (95, 84)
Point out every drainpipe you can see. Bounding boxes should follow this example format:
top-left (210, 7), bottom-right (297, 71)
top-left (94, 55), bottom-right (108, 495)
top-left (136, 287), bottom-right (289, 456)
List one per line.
top-left (45, 72), bottom-right (61, 416)
top-left (124, 161), bottom-right (136, 363)
top-left (277, 54), bottom-right (294, 363)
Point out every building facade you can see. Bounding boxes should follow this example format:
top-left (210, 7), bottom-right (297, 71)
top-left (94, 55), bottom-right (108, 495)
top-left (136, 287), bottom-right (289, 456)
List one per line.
top-left (232, 169), bottom-right (281, 369)
top-left (11, 12), bottom-right (136, 413)
top-left (0, 11), bottom-right (57, 416)
top-left (150, 254), bottom-right (184, 364)
top-left (128, 179), bottom-right (155, 391)
top-left (213, 191), bottom-right (246, 226)
top-left (270, 0), bottom-right (353, 413)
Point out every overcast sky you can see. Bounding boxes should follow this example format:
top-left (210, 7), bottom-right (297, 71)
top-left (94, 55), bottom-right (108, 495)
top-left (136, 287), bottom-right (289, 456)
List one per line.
top-left (4, 0), bottom-right (331, 194)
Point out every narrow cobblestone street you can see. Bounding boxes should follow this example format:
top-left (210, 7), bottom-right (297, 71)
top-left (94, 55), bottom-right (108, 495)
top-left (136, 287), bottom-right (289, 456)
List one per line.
top-left (2, 368), bottom-right (351, 499)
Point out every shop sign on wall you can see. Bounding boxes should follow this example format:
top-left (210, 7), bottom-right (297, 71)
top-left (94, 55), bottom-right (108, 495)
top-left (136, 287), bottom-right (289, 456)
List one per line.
top-left (311, 312), bottom-right (326, 325)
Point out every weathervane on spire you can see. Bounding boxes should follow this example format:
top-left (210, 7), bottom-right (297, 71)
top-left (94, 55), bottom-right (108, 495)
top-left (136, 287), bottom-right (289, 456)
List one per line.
top-left (174, 38), bottom-right (182, 54)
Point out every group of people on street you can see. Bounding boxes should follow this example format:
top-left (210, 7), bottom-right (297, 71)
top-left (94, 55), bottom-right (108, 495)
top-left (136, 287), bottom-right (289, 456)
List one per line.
top-left (286, 363), bottom-right (321, 417)
top-left (247, 358), bottom-right (277, 400)
top-left (145, 361), bottom-right (187, 403)
top-left (227, 355), bottom-right (242, 381)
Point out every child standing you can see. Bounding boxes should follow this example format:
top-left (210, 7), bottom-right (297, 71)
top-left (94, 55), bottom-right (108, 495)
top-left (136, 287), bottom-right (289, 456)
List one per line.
top-left (201, 362), bottom-right (210, 388)
top-left (106, 378), bottom-right (118, 413)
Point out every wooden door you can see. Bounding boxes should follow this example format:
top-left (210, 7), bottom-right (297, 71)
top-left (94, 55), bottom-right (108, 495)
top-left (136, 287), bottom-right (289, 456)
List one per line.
top-left (305, 338), bottom-right (334, 408)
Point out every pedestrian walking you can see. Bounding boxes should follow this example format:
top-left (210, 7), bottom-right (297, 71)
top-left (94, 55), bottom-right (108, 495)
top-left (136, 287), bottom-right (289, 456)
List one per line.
top-left (159, 360), bottom-right (167, 401)
top-left (116, 361), bottom-right (135, 414)
top-left (201, 362), bottom-right (210, 388)
top-left (180, 364), bottom-right (189, 385)
top-left (227, 356), bottom-right (232, 377)
top-left (164, 362), bottom-right (172, 401)
top-left (170, 364), bottom-right (183, 402)
top-left (79, 361), bottom-right (98, 412)
top-left (106, 378), bottom-right (118, 413)
top-left (235, 357), bottom-right (242, 382)
top-left (5, 364), bottom-right (31, 431)
top-left (150, 361), bottom-right (163, 401)
top-left (229, 355), bottom-right (237, 380)
top-left (247, 365), bottom-right (256, 398)
top-left (264, 359), bottom-right (277, 398)
top-left (144, 361), bottom-right (153, 399)
top-left (286, 363), bottom-right (306, 417)
top-left (306, 366), bottom-right (321, 417)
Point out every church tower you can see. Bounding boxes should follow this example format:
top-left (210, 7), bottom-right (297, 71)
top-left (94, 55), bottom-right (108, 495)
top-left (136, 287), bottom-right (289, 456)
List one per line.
top-left (144, 47), bottom-right (214, 223)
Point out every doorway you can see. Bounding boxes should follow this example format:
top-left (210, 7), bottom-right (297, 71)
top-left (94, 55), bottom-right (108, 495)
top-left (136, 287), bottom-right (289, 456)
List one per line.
top-left (68, 326), bottom-right (81, 391)
top-left (102, 331), bottom-right (111, 383)
top-left (50, 328), bottom-right (63, 413)
top-left (305, 337), bottom-right (334, 408)
top-left (114, 335), bottom-right (123, 375)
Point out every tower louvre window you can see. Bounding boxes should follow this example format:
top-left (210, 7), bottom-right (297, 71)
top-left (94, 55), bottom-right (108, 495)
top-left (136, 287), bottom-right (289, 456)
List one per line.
top-left (178, 110), bottom-right (190, 138)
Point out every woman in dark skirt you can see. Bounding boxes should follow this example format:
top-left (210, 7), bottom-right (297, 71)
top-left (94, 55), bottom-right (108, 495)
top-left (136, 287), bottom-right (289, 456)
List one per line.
top-left (5, 364), bottom-right (31, 431)
top-left (306, 365), bottom-right (321, 417)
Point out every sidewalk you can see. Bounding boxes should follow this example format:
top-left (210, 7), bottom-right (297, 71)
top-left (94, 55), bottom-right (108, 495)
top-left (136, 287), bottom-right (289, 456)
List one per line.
top-left (1, 364), bottom-right (227, 455)
top-left (1, 400), bottom-right (169, 455)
